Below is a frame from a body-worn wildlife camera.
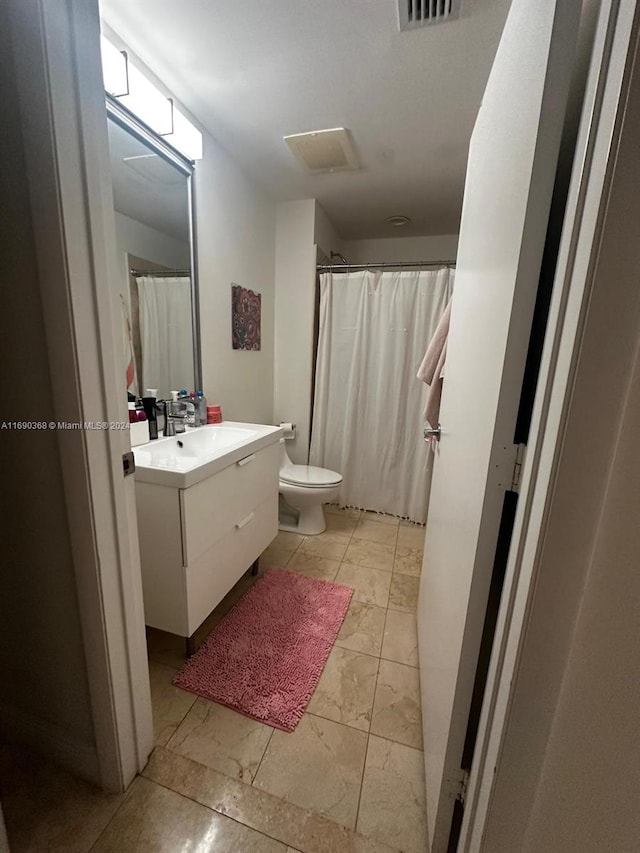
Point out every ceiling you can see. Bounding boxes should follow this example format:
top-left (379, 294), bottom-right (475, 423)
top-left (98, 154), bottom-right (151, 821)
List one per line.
top-left (100, 0), bottom-right (511, 240)
top-left (107, 117), bottom-right (190, 243)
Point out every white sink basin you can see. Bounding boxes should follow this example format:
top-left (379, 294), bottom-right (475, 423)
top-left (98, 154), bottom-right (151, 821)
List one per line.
top-left (133, 421), bottom-right (282, 488)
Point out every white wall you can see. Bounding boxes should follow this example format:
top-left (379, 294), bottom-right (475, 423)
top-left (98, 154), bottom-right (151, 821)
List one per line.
top-left (522, 327), bottom-right (640, 851)
top-left (273, 199), bottom-right (317, 462)
top-left (194, 130), bottom-right (276, 425)
top-left (114, 211), bottom-right (190, 279)
top-left (314, 201), bottom-right (344, 259)
top-left (342, 234), bottom-right (458, 264)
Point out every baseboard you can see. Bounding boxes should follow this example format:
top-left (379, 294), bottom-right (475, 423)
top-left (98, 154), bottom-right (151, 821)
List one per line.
top-left (0, 700), bottom-right (100, 786)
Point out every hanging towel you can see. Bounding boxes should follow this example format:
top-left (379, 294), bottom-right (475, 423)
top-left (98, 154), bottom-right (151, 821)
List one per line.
top-left (417, 298), bottom-right (451, 428)
top-left (120, 293), bottom-right (136, 392)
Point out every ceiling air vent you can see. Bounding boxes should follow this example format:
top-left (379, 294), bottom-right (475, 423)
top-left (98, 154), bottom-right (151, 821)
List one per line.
top-left (398, 0), bottom-right (461, 31)
top-left (284, 128), bottom-right (359, 174)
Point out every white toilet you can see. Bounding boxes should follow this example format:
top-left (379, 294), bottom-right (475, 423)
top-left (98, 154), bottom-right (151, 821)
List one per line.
top-left (278, 440), bottom-right (343, 535)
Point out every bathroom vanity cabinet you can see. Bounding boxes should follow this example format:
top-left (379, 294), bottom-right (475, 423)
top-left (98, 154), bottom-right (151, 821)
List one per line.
top-left (134, 436), bottom-right (279, 643)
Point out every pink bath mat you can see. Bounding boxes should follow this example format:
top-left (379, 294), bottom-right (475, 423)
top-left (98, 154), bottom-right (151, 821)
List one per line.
top-left (173, 568), bottom-right (353, 732)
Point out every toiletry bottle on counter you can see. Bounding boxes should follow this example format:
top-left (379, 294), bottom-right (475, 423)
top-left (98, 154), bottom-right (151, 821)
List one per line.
top-left (187, 391), bottom-right (197, 426)
top-left (141, 396), bottom-right (158, 440)
top-left (196, 391), bottom-right (207, 426)
top-left (178, 390), bottom-right (194, 426)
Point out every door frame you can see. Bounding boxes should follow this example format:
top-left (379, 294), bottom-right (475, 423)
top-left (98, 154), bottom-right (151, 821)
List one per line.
top-left (459, 0), bottom-right (639, 847)
top-left (8, 0), bottom-right (153, 791)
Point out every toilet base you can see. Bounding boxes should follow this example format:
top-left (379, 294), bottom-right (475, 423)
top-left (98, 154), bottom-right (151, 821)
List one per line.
top-left (278, 502), bottom-right (327, 535)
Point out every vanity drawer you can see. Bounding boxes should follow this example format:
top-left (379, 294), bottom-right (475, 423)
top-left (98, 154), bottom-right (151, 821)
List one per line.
top-left (180, 441), bottom-right (279, 565)
top-left (186, 492), bottom-right (278, 635)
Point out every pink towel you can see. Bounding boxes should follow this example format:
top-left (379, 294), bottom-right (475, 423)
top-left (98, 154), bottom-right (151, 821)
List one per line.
top-left (417, 299), bottom-right (451, 428)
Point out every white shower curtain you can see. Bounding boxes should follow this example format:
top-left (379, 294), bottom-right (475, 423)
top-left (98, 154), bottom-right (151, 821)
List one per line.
top-left (137, 275), bottom-right (194, 399)
top-left (309, 267), bottom-right (453, 523)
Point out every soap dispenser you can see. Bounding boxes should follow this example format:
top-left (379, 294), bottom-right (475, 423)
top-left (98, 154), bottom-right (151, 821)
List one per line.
top-left (141, 396), bottom-right (159, 440)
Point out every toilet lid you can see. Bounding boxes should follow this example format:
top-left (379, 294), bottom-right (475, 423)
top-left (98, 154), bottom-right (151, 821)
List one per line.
top-left (280, 463), bottom-right (342, 488)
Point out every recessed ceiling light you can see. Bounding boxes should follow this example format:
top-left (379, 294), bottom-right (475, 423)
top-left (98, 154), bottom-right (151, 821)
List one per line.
top-left (384, 215), bottom-right (411, 226)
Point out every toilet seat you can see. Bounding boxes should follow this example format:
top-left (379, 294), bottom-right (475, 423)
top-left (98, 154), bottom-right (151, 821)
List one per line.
top-left (279, 463), bottom-right (342, 488)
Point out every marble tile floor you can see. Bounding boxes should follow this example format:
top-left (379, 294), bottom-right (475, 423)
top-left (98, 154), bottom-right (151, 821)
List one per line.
top-left (2, 508), bottom-right (428, 853)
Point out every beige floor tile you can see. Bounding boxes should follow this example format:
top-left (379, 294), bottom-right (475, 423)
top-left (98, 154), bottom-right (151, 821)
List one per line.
top-left (335, 600), bottom-right (386, 656)
top-left (362, 510), bottom-right (400, 527)
top-left (324, 504), bottom-right (361, 520)
top-left (381, 610), bottom-right (419, 667)
top-left (393, 546), bottom-right (423, 578)
top-left (352, 518), bottom-right (399, 546)
top-left (371, 660), bottom-right (423, 749)
top-left (307, 646), bottom-right (378, 731)
top-left (144, 747), bottom-right (398, 853)
top-left (299, 531), bottom-right (350, 560)
top-left (167, 697), bottom-right (273, 782)
top-left (92, 776), bottom-right (286, 852)
top-left (148, 661), bottom-right (197, 746)
top-left (357, 735), bottom-right (427, 853)
top-left (397, 525), bottom-right (426, 550)
top-left (0, 743), bottom-right (123, 853)
top-left (146, 626), bottom-right (187, 669)
top-left (260, 546), bottom-right (293, 569)
top-left (325, 513), bottom-right (358, 535)
top-left (335, 563), bottom-right (391, 608)
top-left (253, 714), bottom-right (368, 829)
top-left (272, 531), bottom-right (306, 553)
top-left (288, 551), bottom-right (341, 581)
top-left (343, 539), bottom-right (395, 572)
top-left (389, 574), bottom-right (420, 613)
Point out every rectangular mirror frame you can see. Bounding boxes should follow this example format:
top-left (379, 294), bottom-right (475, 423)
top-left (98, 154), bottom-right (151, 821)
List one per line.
top-left (105, 93), bottom-right (202, 396)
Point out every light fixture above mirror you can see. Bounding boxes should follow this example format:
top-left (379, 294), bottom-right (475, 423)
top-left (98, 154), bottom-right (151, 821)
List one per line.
top-left (100, 35), bottom-right (203, 161)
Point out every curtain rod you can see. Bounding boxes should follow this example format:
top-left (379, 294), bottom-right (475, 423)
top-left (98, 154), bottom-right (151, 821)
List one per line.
top-left (130, 268), bottom-right (191, 277)
top-left (316, 260), bottom-right (456, 271)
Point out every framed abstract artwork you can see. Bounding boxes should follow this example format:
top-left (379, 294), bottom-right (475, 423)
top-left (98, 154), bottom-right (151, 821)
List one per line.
top-left (231, 283), bottom-right (261, 351)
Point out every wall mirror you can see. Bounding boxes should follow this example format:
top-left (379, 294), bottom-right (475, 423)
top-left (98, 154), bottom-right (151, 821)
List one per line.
top-left (106, 97), bottom-right (201, 402)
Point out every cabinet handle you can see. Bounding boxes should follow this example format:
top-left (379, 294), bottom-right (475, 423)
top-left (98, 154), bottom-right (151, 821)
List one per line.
top-left (235, 512), bottom-right (255, 530)
top-left (237, 453), bottom-right (256, 467)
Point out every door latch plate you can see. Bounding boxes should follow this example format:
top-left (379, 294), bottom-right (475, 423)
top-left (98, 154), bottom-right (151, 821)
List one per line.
top-left (122, 450), bottom-right (135, 477)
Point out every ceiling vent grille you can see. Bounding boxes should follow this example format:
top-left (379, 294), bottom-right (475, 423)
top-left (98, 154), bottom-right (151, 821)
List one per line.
top-left (284, 128), bottom-right (359, 174)
top-left (398, 0), bottom-right (461, 30)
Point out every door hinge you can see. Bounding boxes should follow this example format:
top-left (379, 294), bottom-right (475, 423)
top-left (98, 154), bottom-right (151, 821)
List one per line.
top-left (511, 443), bottom-right (526, 493)
top-left (457, 768), bottom-right (470, 804)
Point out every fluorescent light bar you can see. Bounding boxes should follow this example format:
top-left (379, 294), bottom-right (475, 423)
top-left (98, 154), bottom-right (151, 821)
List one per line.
top-left (100, 36), bottom-right (128, 97)
top-left (166, 107), bottom-right (204, 161)
top-left (100, 35), bottom-right (203, 161)
top-left (118, 62), bottom-right (174, 137)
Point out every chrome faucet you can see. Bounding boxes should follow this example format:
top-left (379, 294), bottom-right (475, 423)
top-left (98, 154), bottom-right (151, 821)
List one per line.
top-left (162, 401), bottom-right (177, 436)
top-left (165, 398), bottom-right (195, 433)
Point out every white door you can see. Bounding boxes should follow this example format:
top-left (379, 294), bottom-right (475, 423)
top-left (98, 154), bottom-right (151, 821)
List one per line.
top-left (418, 1), bottom-right (582, 849)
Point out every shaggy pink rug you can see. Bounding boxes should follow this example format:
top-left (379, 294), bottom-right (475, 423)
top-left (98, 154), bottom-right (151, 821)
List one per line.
top-left (173, 568), bottom-right (353, 732)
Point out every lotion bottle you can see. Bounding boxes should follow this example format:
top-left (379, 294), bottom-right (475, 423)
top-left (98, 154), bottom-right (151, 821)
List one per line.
top-left (196, 390), bottom-right (207, 426)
